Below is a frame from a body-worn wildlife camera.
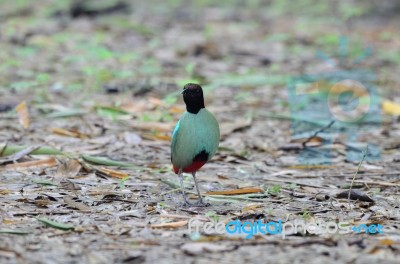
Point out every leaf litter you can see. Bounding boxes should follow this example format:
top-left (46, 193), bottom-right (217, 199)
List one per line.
top-left (0, 0), bottom-right (400, 263)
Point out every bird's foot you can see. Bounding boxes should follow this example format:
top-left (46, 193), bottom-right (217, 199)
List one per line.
top-left (181, 200), bottom-right (193, 208)
top-left (181, 199), bottom-right (210, 208)
top-left (193, 199), bottom-right (210, 207)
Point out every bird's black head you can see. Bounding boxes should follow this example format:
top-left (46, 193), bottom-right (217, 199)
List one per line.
top-left (182, 83), bottom-right (205, 114)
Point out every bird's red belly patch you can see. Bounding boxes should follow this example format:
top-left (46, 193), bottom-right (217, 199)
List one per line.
top-left (173, 161), bottom-right (207, 174)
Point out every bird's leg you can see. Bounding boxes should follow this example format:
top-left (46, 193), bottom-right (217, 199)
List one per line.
top-left (178, 168), bottom-right (191, 207)
top-left (191, 172), bottom-right (210, 207)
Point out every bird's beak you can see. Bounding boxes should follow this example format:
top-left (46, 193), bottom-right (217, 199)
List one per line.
top-left (181, 89), bottom-right (186, 94)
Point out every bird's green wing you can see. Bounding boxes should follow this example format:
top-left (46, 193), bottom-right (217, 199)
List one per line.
top-left (170, 119), bottom-right (180, 161)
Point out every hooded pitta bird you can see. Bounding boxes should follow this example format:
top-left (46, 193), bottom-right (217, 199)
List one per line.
top-left (171, 83), bottom-right (220, 206)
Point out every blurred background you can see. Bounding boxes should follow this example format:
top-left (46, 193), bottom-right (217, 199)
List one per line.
top-left (1, 0), bottom-right (400, 163)
top-left (1, 0), bottom-right (399, 101)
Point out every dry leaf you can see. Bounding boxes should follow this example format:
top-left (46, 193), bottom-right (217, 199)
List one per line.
top-left (220, 118), bottom-right (252, 137)
top-left (51, 127), bottom-right (90, 139)
top-left (97, 167), bottom-right (129, 179)
top-left (0, 189), bottom-right (11, 195)
top-left (169, 105), bottom-right (185, 114)
top-left (279, 142), bottom-right (304, 151)
top-left (379, 239), bottom-right (395, 246)
top-left (34, 199), bottom-right (51, 208)
top-left (382, 100), bottom-right (400, 116)
top-left (130, 121), bottom-right (173, 132)
top-left (2, 219), bottom-right (18, 224)
top-left (142, 133), bottom-right (171, 141)
top-left (123, 132), bottom-right (142, 145)
top-left (280, 137), bottom-right (324, 151)
top-left (181, 242), bottom-right (237, 256)
top-left (64, 196), bottom-right (91, 212)
top-left (55, 159), bottom-right (82, 179)
top-left (160, 214), bottom-right (208, 221)
top-left (299, 136), bottom-right (324, 147)
top-left (150, 220), bottom-right (188, 229)
top-left (206, 187), bottom-right (263, 195)
top-left (349, 180), bottom-right (400, 187)
top-left (288, 165), bottom-right (332, 170)
top-left (242, 204), bottom-right (265, 211)
top-left (15, 101), bottom-right (30, 129)
top-left (5, 157), bottom-right (57, 169)
top-left (148, 97), bottom-right (163, 106)
top-left (60, 180), bottom-right (81, 190)
top-left (217, 174), bottom-right (229, 180)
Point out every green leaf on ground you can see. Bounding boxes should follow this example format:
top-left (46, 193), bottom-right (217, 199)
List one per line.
top-left (95, 105), bottom-right (130, 120)
top-left (36, 217), bottom-right (75, 231)
top-left (0, 145), bottom-right (64, 157)
top-left (81, 155), bottom-right (136, 167)
top-left (0, 229), bottom-right (32, 235)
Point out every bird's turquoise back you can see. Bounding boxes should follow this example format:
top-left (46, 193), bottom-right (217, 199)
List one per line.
top-left (171, 109), bottom-right (220, 169)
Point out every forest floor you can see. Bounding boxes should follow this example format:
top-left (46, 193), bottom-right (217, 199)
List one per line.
top-left (0, 0), bottom-right (400, 263)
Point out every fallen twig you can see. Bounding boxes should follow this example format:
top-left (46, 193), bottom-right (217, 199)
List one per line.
top-left (346, 180), bottom-right (400, 187)
top-left (302, 120), bottom-right (335, 148)
top-left (348, 146), bottom-right (369, 209)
